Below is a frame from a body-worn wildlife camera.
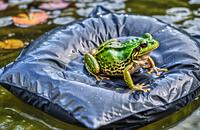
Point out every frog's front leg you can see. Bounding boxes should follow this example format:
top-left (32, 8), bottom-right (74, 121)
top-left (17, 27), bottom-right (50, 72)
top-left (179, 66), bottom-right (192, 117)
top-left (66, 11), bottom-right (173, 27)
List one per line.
top-left (146, 56), bottom-right (168, 76)
top-left (123, 63), bottom-right (149, 92)
top-left (84, 53), bottom-right (101, 80)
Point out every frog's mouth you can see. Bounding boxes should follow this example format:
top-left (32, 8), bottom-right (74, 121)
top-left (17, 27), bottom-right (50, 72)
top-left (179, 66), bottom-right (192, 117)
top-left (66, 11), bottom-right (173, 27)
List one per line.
top-left (138, 47), bottom-right (158, 56)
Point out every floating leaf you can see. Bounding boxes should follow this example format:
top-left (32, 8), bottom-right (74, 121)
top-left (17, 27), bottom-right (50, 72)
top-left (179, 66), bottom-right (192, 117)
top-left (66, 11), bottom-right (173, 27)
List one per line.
top-left (12, 11), bottom-right (48, 27)
top-left (0, 16), bottom-right (13, 27)
top-left (53, 17), bottom-right (74, 25)
top-left (18, 4), bottom-right (28, 9)
top-left (0, 1), bottom-right (8, 11)
top-left (48, 10), bottom-right (61, 18)
top-left (8, 0), bottom-right (33, 5)
top-left (193, 8), bottom-right (200, 16)
top-left (189, 0), bottom-right (200, 4)
top-left (39, 1), bottom-right (69, 10)
top-left (182, 18), bottom-right (200, 36)
top-left (166, 7), bottom-right (191, 17)
top-left (0, 39), bottom-right (24, 49)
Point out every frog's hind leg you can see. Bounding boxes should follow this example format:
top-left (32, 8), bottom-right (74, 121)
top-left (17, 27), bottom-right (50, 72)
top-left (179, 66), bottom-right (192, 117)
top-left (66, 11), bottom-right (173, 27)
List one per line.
top-left (147, 57), bottom-right (168, 76)
top-left (84, 53), bottom-right (101, 80)
top-left (123, 63), bottom-right (149, 92)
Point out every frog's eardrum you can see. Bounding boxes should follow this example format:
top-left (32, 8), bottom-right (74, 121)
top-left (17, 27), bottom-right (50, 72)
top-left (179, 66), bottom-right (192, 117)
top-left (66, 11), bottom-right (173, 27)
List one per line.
top-left (1, 6), bottom-right (200, 130)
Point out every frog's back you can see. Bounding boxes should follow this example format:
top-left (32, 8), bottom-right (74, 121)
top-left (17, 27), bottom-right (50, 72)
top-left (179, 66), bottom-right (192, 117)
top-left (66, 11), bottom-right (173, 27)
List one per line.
top-left (95, 37), bottom-right (140, 76)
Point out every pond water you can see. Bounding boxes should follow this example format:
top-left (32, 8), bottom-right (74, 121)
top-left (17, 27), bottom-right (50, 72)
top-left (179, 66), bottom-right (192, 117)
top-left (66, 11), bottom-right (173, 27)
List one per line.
top-left (0, 0), bottom-right (200, 130)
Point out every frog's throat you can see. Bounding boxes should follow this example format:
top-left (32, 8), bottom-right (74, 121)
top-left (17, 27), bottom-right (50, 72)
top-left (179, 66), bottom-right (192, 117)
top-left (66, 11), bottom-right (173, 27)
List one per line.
top-left (137, 53), bottom-right (150, 60)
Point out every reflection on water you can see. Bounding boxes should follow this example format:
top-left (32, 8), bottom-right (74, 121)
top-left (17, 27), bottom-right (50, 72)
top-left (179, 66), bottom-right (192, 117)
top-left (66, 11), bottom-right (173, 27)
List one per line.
top-left (190, 0), bottom-right (200, 4)
top-left (1, 0), bottom-right (200, 130)
top-left (182, 18), bottom-right (200, 36)
top-left (76, 0), bottom-right (126, 16)
top-left (0, 87), bottom-right (86, 130)
top-left (154, 7), bottom-right (192, 24)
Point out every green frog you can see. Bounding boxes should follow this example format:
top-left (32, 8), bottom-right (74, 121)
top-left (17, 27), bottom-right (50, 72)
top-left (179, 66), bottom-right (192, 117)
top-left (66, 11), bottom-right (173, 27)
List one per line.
top-left (84, 33), bottom-right (167, 92)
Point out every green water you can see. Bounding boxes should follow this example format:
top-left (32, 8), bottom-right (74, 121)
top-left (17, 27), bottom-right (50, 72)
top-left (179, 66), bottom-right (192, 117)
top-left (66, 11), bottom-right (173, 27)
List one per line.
top-left (1, 0), bottom-right (200, 130)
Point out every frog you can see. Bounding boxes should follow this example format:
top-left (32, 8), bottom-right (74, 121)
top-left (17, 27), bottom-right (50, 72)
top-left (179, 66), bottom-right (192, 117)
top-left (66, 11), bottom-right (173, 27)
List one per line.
top-left (84, 33), bottom-right (167, 92)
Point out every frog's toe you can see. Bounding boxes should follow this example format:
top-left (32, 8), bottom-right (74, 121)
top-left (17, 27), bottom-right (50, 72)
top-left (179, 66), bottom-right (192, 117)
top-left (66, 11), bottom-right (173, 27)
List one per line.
top-left (104, 77), bottom-right (110, 80)
top-left (155, 67), bottom-right (168, 73)
top-left (156, 72), bottom-right (161, 76)
top-left (147, 70), bottom-right (153, 74)
top-left (148, 67), bottom-right (168, 76)
top-left (132, 84), bottom-right (150, 92)
top-left (95, 75), bottom-right (111, 81)
top-left (95, 75), bottom-right (101, 81)
top-left (161, 68), bottom-right (168, 72)
top-left (140, 86), bottom-right (150, 92)
top-left (155, 67), bottom-right (168, 76)
top-left (140, 83), bottom-right (145, 86)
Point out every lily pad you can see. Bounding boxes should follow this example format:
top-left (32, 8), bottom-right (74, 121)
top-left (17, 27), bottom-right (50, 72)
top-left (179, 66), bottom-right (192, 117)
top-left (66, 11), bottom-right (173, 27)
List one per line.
top-left (0, 39), bottom-right (24, 49)
top-left (193, 8), bottom-right (200, 16)
top-left (8, 0), bottom-right (33, 5)
top-left (39, 1), bottom-right (69, 10)
top-left (166, 7), bottom-right (191, 17)
top-left (0, 1), bottom-right (8, 11)
top-left (182, 18), bottom-right (200, 36)
top-left (48, 10), bottom-right (61, 18)
top-left (12, 11), bottom-right (48, 27)
top-left (53, 16), bottom-right (74, 25)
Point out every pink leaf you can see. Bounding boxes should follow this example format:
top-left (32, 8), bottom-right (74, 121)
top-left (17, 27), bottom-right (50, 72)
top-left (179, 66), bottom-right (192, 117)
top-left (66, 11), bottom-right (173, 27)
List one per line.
top-left (0, 1), bottom-right (8, 11)
top-left (39, 1), bottom-right (69, 10)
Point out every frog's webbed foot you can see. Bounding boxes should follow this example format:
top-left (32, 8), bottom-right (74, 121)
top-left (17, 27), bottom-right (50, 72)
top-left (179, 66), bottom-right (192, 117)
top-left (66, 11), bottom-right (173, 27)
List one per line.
top-left (146, 56), bottom-right (168, 76)
top-left (131, 83), bottom-right (150, 92)
top-left (95, 75), bottom-right (101, 81)
top-left (96, 75), bottom-right (110, 81)
top-left (148, 67), bottom-right (168, 76)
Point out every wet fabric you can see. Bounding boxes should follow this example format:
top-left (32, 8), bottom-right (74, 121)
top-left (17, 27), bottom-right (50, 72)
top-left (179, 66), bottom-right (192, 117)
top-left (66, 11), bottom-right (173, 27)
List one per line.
top-left (1, 6), bottom-right (200, 129)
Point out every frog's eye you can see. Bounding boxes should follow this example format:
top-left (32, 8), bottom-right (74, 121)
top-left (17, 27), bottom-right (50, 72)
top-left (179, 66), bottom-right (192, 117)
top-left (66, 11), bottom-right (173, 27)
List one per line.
top-left (140, 42), bottom-right (147, 48)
